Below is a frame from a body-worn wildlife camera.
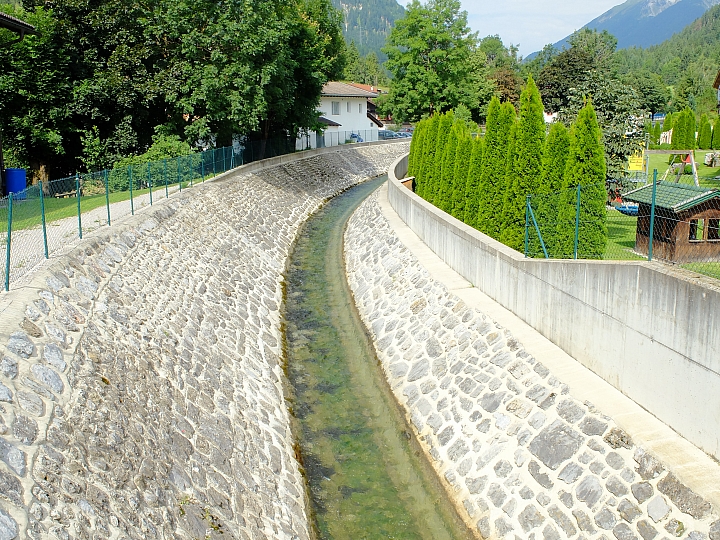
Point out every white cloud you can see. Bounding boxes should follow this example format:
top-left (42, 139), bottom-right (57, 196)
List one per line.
top-left (398, 0), bottom-right (625, 56)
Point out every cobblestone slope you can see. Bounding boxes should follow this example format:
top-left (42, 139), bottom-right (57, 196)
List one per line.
top-left (0, 143), bottom-right (409, 540)
top-left (345, 191), bottom-right (720, 540)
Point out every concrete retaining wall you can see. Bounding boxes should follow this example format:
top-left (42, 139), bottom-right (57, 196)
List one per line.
top-left (0, 142), bottom-right (409, 539)
top-left (388, 154), bottom-right (720, 462)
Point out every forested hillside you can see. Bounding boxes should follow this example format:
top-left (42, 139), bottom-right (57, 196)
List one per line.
top-left (331, 0), bottom-right (404, 60)
top-left (615, 3), bottom-right (720, 114)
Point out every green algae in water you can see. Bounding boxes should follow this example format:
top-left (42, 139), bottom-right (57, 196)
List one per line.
top-left (284, 176), bottom-right (472, 540)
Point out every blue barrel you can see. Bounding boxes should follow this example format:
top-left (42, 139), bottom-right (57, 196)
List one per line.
top-left (5, 168), bottom-right (27, 200)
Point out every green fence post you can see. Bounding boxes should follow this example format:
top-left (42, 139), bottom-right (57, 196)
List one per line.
top-left (223, 147), bottom-right (227, 172)
top-left (129, 166), bottom-right (134, 215)
top-left (189, 157), bottom-right (193, 187)
top-left (164, 159), bottom-right (168, 198)
top-left (573, 185), bottom-right (581, 259)
top-left (39, 182), bottom-right (49, 258)
top-left (524, 196), bottom-right (530, 257)
top-left (648, 169), bottom-right (658, 262)
top-left (201, 153), bottom-right (205, 182)
top-left (104, 170), bottom-right (111, 226)
top-left (76, 173), bottom-right (82, 240)
top-left (177, 157), bottom-right (181, 192)
top-left (230, 147), bottom-right (235, 169)
top-left (147, 162), bottom-right (153, 205)
top-left (5, 193), bottom-right (11, 291)
top-left (213, 149), bottom-right (216, 176)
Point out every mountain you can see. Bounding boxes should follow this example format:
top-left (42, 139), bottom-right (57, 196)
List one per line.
top-left (331, 0), bottom-right (405, 61)
top-left (534, 0), bottom-right (720, 54)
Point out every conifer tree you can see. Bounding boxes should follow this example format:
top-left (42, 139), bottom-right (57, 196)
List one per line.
top-left (698, 114), bottom-right (712, 149)
top-left (500, 75), bottom-right (546, 251)
top-left (438, 120), bottom-right (462, 214)
top-left (652, 120), bottom-right (662, 144)
top-left (555, 101), bottom-right (607, 259)
top-left (463, 136), bottom-right (484, 228)
top-left (409, 119), bottom-right (427, 190)
top-left (535, 122), bottom-right (570, 256)
top-left (477, 98), bottom-right (515, 238)
top-left (713, 117), bottom-right (720, 150)
top-left (428, 111), bottom-right (454, 204)
top-left (418, 114), bottom-right (441, 200)
top-left (671, 111), bottom-right (686, 150)
top-left (683, 108), bottom-right (697, 150)
top-left (451, 128), bottom-right (473, 220)
top-left (662, 112), bottom-right (673, 142)
top-left (407, 118), bottom-right (422, 176)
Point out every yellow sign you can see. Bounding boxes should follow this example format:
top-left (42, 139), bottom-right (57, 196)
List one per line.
top-left (628, 154), bottom-right (644, 172)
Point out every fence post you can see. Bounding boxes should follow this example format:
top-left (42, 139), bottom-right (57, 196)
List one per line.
top-left (39, 182), bottom-right (49, 258)
top-left (164, 159), bottom-right (168, 198)
top-left (524, 196), bottom-right (530, 257)
top-left (4, 193), bottom-right (11, 291)
top-left (201, 153), bottom-right (205, 182)
top-left (648, 169), bottom-right (658, 262)
top-left (104, 170), bottom-right (111, 226)
top-left (177, 157), bottom-right (181, 192)
top-left (230, 147), bottom-right (235, 169)
top-left (213, 149), bottom-right (216, 176)
top-left (76, 173), bottom-right (82, 240)
top-left (189, 157), bottom-right (193, 187)
top-left (573, 185), bottom-right (581, 259)
top-left (129, 166), bottom-right (134, 215)
top-left (147, 162), bottom-right (153, 205)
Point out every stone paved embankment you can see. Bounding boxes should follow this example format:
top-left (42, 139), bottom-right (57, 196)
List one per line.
top-left (345, 190), bottom-right (720, 540)
top-left (0, 142), bottom-right (409, 540)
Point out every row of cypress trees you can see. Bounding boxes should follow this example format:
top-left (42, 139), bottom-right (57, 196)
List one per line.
top-left (407, 75), bottom-right (608, 259)
top-left (654, 109), bottom-right (720, 150)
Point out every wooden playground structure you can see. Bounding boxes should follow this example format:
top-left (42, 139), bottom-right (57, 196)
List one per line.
top-left (644, 149), bottom-right (700, 186)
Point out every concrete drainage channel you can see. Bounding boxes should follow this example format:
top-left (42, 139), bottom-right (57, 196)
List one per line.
top-left (282, 175), bottom-right (473, 539)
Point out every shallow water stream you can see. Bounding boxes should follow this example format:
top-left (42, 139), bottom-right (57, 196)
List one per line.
top-left (283, 176), bottom-right (472, 540)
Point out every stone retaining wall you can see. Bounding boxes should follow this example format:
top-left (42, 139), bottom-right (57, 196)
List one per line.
top-left (0, 142), bottom-right (408, 539)
top-left (345, 190), bottom-right (720, 540)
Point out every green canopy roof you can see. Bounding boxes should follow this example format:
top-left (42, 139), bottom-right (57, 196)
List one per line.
top-left (624, 182), bottom-right (720, 212)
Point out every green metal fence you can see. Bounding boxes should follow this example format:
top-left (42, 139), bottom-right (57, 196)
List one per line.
top-left (0, 139), bottom-right (296, 291)
top-left (524, 169), bottom-right (720, 281)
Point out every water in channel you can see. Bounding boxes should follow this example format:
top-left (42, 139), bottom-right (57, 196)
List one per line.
top-left (283, 175), bottom-right (472, 540)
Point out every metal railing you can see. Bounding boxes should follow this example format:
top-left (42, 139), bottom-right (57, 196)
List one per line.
top-left (0, 139), bottom-right (297, 291)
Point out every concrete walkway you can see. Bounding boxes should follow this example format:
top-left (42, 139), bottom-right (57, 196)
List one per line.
top-left (376, 181), bottom-right (720, 512)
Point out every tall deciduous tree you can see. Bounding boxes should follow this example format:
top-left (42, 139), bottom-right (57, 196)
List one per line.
top-left (476, 98), bottom-right (515, 238)
top-left (383, 0), bottom-right (484, 122)
top-left (500, 75), bottom-right (546, 251)
top-left (463, 136), bottom-right (484, 228)
top-left (555, 101), bottom-right (607, 259)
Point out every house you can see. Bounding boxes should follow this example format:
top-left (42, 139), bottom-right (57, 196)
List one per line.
top-left (623, 182), bottom-right (720, 263)
top-left (297, 82), bottom-right (381, 150)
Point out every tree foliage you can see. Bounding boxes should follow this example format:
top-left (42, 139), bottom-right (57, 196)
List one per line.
top-left (0, 0), bottom-right (345, 178)
top-left (697, 114), bottom-right (712, 149)
top-left (500, 75), bottom-right (546, 251)
top-left (556, 101), bottom-right (607, 259)
top-left (477, 98), bottom-right (515, 238)
top-left (451, 128), bottom-right (473, 219)
top-left (463, 136), bottom-right (484, 228)
top-left (383, 0), bottom-right (493, 122)
top-left (535, 122), bottom-right (570, 255)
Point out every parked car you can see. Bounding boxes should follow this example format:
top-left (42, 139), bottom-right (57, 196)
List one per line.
top-left (349, 133), bottom-right (364, 142)
top-left (378, 130), bottom-right (399, 140)
top-left (395, 132), bottom-right (413, 138)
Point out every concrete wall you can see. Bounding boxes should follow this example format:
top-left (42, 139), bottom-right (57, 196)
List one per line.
top-left (388, 154), bottom-right (720, 461)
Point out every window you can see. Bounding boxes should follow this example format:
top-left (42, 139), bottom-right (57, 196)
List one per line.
top-left (347, 101), bottom-right (351, 113)
top-left (709, 219), bottom-right (720, 240)
top-left (359, 103), bottom-right (363, 114)
top-left (689, 219), bottom-right (705, 241)
top-left (331, 101), bottom-right (340, 115)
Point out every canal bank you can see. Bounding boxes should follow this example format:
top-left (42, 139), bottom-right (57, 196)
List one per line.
top-left (283, 175), bottom-right (473, 539)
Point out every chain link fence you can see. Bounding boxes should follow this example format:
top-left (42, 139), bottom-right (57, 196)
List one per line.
top-left (0, 139), bottom-right (297, 290)
top-left (524, 171), bottom-right (720, 281)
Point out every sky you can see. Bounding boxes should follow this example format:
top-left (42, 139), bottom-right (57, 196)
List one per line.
top-left (400, 0), bottom-right (625, 57)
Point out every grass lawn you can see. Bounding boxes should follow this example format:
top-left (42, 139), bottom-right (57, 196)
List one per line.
top-left (605, 210), bottom-right (645, 260)
top-left (0, 176), bottom-right (214, 234)
top-left (645, 152), bottom-right (720, 188)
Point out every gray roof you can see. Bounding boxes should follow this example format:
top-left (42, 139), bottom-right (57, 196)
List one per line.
top-left (322, 82), bottom-right (377, 98)
top-left (0, 12), bottom-right (38, 36)
top-left (624, 182), bottom-right (720, 212)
